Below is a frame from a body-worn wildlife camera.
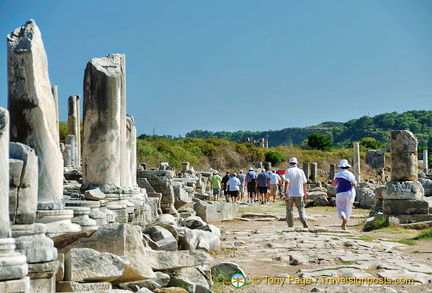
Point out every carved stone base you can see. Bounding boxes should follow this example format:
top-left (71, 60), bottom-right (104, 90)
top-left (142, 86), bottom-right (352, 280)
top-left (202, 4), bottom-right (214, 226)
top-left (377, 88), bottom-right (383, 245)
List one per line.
top-left (0, 276), bottom-right (30, 293)
top-left (383, 199), bottom-right (429, 215)
top-left (0, 238), bottom-right (28, 281)
top-left (68, 207), bottom-right (98, 231)
top-left (28, 261), bottom-right (59, 293)
top-left (12, 223), bottom-right (58, 263)
top-left (35, 210), bottom-right (81, 237)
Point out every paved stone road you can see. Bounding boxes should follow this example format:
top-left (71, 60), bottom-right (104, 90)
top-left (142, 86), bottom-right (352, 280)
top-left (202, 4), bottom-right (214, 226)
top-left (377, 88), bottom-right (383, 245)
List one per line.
top-left (213, 215), bottom-right (432, 293)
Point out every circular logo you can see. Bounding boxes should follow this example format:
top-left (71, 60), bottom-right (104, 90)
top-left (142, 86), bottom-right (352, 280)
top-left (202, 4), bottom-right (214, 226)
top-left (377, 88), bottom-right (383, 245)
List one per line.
top-left (231, 273), bottom-right (246, 288)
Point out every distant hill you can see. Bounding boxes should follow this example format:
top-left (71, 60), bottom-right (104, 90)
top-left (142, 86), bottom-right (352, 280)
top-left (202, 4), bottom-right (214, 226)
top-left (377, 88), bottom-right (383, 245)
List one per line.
top-left (185, 110), bottom-right (432, 148)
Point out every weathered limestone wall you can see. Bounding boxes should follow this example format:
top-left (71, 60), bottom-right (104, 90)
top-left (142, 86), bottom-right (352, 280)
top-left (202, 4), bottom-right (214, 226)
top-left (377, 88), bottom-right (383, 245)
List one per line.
top-left (7, 19), bottom-right (63, 210)
top-left (82, 54), bottom-right (126, 193)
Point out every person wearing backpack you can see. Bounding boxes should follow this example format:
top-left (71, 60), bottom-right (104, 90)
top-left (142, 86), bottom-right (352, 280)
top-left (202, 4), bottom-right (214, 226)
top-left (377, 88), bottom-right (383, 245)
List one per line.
top-left (245, 167), bottom-right (257, 203)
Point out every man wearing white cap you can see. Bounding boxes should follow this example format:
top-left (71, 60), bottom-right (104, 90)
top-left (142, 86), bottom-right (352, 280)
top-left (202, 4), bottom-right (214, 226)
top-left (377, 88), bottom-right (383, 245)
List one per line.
top-left (283, 157), bottom-right (308, 228)
top-left (332, 159), bottom-right (357, 230)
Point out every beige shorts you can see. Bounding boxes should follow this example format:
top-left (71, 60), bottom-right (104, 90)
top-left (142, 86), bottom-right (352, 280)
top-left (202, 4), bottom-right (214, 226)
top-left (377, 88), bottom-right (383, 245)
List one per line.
top-left (270, 184), bottom-right (278, 194)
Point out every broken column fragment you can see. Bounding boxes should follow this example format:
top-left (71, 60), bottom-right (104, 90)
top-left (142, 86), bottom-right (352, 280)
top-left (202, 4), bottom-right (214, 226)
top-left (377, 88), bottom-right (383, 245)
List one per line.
top-left (7, 19), bottom-right (63, 210)
top-left (82, 54), bottom-right (126, 193)
top-left (383, 130), bottom-right (427, 215)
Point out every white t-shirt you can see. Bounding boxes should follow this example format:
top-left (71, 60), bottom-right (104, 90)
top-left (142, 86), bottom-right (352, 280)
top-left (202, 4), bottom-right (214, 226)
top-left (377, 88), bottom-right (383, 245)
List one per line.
top-left (227, 177), bottom-right (241, 191)
top-left (270, 173), bottom-right (281, 184)
top-left (285, 165), bottom-right (307, 197)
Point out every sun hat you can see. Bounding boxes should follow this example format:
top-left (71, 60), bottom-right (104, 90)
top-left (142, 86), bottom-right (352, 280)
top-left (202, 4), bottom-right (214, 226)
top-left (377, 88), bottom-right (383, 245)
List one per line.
top-left (338, 159), bottom-right (351, 168)
top-left (289, 157), bottom-right (298, 164)
top-left (249, 167), bottom-right (253, 171)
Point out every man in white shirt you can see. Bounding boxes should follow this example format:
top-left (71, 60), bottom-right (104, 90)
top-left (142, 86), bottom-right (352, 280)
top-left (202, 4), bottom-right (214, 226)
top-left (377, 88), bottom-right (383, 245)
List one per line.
top-left (283, 157), bottom-right (308, 228)
top-left (227, 173), bottom-right (241, 203)
top-left (269, 170), bottom-right (282, 202)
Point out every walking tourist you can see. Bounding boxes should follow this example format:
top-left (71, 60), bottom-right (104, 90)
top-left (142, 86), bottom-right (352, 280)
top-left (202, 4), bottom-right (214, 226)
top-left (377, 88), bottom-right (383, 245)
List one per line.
top-left (269, 170), bottom-right (282, 202)
top-left (283, 157), bottom-right (308, 228)
top-left (245, 167), bottom-right (257, 203)
top-left (221, 171), bottom-right (231, 202)
top-left (237, 169), bottom-right (246, 202)
top-left (210, 171), bottom-right (222, 201)
top-left (276, 170), bottom-right (286, 199)
top-left (256, 169), bottom-right (271, 204)
top-left (227, 173), bottom-right (242, 203)
top-left (332, 159), bottom-right (357, 230)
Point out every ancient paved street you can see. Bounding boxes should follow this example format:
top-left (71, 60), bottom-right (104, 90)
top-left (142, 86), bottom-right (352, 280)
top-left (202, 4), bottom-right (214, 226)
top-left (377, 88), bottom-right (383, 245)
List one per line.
top-left (211, 209), bottom-right (432, 293)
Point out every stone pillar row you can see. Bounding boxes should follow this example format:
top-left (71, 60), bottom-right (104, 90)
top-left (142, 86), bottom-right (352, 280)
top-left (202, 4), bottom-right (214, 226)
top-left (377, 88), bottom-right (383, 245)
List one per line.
top-left (3, 18), bottom-right (174, 293)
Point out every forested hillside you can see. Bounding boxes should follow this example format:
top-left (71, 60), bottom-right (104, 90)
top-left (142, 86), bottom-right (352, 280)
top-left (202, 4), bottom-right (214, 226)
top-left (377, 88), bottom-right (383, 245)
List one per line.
top-left (186, 110), bottom-right (432, 148)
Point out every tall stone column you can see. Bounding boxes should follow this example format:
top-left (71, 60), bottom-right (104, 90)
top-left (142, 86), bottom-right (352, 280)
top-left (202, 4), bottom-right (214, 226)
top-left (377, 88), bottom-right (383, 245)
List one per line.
top-left (302, 162), bottom-right (310, 181)
top-left (126, 114), bottom-right (138, 190)
top-left (353, 142), bottom-right (361, 183)
top-left (51, 85), bottom-right (59, 135)
top-left (119, 61), bottom-right (127, 191)
top-left (68, 95), bottom-right (81, 167)
top-left (7, 19), bottom-right (63, 210)
top-left (423, 150), bottom-right (429, 174)
top-left (310, 162), bottom-right (318, 183)
top-left (65, 135), bottom-right (76, 167)
top-left (329, 164), bottom-right (336, 181)
top-left (82, 54), bottom-right (126, 193)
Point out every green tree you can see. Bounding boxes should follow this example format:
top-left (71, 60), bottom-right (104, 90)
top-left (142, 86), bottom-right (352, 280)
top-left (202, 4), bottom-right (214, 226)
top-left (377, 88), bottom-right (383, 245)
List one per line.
top-left (360, 137), bottom-right (384, 149)
top-left (264, 151), bottom-right (285, 166)
top-left (307, 132), bottom-right (333, 151)
top-left (59, 121), bottom-right (68, 142)
top-left (354, 116), bottom-right (374, 130)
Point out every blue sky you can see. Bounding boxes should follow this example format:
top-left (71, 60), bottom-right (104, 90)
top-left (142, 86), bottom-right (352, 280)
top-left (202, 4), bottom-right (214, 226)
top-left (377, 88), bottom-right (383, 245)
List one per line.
top-left (1, 0), bottom-right (431, 137)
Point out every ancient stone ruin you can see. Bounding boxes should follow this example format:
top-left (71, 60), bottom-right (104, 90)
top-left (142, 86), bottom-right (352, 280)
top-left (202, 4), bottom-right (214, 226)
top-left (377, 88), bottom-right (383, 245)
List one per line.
top-left (1, 19), bottom-right (238, 293)
top-left (3, 18), bottom-right (432, 293)
top-left (382, 131), bottom-right (429, 218)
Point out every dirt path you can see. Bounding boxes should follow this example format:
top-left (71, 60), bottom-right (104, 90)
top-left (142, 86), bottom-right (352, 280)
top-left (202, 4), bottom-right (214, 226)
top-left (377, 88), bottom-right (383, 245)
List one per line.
top-left (208, 201), bottom-right (432, 293)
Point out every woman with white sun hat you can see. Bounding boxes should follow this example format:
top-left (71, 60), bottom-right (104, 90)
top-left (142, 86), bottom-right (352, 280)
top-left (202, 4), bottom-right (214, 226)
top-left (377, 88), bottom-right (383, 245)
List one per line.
top-left (332, 159), bottom-right (357, 230)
